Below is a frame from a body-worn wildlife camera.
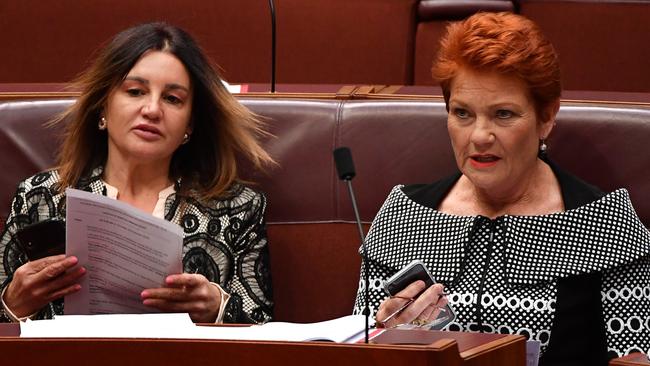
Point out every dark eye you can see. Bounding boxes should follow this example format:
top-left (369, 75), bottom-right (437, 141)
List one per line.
top-left (496, 109), bottom-right (514, 119)
top-left (453, 108), bottom-right (469, 119)
top-left (126, 88), bottom-right (143, 97)
top-left (165, 95), bottom-right (182, 105)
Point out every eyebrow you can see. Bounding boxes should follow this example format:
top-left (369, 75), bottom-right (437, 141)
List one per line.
top-left (448, 99), bottom-right (469, 108)
top-left (124, 76), bottom-right (190, 93)
top-left (450, 98), bottom-right (520, 109)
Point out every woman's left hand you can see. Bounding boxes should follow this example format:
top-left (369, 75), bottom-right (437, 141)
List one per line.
top-left (141, 273), bottom-right (221, 323)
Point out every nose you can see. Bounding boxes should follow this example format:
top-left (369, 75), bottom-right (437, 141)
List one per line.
top-left (469, 116), bottom-right (495, 147)
top-left (142, 95), bottom-right (162, 120)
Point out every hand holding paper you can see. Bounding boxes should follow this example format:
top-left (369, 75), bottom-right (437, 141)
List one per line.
top-left (141, 273), bottom-right (221, 323)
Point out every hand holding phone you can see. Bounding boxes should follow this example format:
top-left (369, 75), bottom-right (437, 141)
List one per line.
top-left (379, 260), bottom-right (455, 329)
top-left (16, 220), bottom-right (66, 261)
top-left (383, 260), bottom-right (435, 296)
top-left (5, 220), bottom-right (84, 318)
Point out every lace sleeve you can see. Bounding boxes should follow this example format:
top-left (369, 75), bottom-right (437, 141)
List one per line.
top-left (0, 181), bottom-right (28, 322)
top-left (0, 177), bottom-right (63, 322)
top-left (221, 189), bottom-right (273, 324)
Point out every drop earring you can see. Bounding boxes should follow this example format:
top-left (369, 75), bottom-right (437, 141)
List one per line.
top-left (539, 138), bottom-right (548, 154)
top-left (182, 133), bottom-right (190, 144)
top-left (98, 116), bottom-right (107, 130)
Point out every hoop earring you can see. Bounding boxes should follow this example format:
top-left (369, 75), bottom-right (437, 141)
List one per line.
top-left (182, 133), bottom-right (190, 145)
top-left (98, 117), bottom-right (107, 130)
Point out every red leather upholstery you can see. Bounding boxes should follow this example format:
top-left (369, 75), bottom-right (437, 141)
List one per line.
top-left (1, 94), bottom-right (649, 322)
top-left (549, 103), bottom-right (650, 216)
top-left (0, 99), bottom-right (71, 199)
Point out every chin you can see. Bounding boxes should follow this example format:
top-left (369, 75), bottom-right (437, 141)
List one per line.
top-left (125, 148), bottom-right (172, 163)
top-left (463, 170), bottom-right (506, 192)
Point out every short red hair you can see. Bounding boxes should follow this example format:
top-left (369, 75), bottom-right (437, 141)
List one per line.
top-left (433, 12), bottom-right (561, 121)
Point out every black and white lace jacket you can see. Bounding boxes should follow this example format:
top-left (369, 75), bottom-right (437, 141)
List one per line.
top-left (0, 169), bottom-right (273, 324)
top-left (354, 163), bottom-right (650, 366)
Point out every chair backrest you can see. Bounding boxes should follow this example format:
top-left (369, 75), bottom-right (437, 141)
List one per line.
top-left (1, 95), bottom-right (649, 322)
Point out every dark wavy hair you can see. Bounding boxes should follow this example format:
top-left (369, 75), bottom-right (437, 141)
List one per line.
top-left (54, 22), bottom-right (273, 200)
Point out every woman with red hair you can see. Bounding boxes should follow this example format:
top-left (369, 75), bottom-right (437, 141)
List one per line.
top-left (354, 12), bottom-right (650, 365)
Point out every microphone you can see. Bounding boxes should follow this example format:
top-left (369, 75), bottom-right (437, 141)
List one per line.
top-left (333, 147), bottom-right (370, 344)
top-left (268, 0), bottom-right (277, 93)
top-left (333, 147), bottom-right (356, 180)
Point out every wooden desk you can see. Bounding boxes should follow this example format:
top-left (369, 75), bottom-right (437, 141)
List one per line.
top-left (611, 353), bottom-right (650, 365)
top-left (0, 324), bottom-right (525, 366)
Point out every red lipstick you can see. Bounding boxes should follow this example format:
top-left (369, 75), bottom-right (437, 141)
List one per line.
top-left (469, 154), bottom-right (500, 169)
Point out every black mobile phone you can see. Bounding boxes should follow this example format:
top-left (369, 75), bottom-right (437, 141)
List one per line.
top-left (383, 260), bottom-right (435, 296)
top-left (383, 260), bottom-right (456, 330)
top-left (16, 220), bottom-right (66, 261)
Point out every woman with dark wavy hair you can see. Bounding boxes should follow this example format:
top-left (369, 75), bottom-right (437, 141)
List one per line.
top-left (354, 12), bottom-right (650, 365)
top-left (0, 22), bottom-right (274, 324)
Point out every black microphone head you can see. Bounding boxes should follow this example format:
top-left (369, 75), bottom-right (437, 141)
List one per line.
top-left (333, 147), bottom-right (356, 180)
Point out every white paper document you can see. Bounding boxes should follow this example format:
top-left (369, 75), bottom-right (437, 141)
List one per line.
top-left (189, 314), bottom-right (369, 343)
top-left (20, 313), bottom-right (194, 338)
top-left (20, 313), bottom-right (369, 344)
top-left (64, 188), bottom-right (183, 315)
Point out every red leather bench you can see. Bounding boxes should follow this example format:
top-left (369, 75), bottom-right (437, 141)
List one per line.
top-left (1, 92), bottom-right (649, 322)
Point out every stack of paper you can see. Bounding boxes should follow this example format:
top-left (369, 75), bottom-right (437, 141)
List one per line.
top-left (191, 314), bottom-right (370, 343)
top-left (20, 313), bottom-right (373, 344)
top-left (20, 313), bottom-right (195, 338)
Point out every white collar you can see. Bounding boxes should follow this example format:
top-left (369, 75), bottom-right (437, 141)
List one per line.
top-left (103, 181), bottom-right (175, 219)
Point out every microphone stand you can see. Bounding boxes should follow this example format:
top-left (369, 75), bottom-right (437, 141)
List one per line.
top-left (344, 179), bottom-right (370, 344)
top-left (268, 0), bottom-right (276, 93)
top-left (334, 147), bottom-right (371, 344)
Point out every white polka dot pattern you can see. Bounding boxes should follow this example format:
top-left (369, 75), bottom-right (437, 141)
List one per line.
top-left (601, 257), bottom-right (650, 357)
top-left (353, 185), bottom-right (650, 358)
top-left (505, 190), bottom-right (650, 284)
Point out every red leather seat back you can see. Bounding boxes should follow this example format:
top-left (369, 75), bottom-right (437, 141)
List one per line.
top-left (1, 96), bottom-right (649, 322)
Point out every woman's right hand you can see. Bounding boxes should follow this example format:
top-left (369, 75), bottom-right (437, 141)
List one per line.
top-left (3, 255), bottom-right (85, 318)
top-left (375, 280), bottom-right (448, 328)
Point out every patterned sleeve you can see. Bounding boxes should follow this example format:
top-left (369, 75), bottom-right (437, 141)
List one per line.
top-left (0, 172), bottom-right (71, 322)
top-left (601, 255), bottom-right (650, 358)
top-left (221, 189), bottom-right (273, 324)
top-left (0, 180), bottom-right (61, 322)
top-left (352, 193), bottom-right (402, 319)
top-left (0, 180), bottom-right (29, 322)
top-left (352, 253), bottom-right (396, 319)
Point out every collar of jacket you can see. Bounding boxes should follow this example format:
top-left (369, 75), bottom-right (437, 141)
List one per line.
top-left (503, 188), bottom-right (650, 284)
top-left (366, 186), bottom-right (650, 286)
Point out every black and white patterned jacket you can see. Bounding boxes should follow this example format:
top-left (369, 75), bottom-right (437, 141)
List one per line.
top-left (354, 161), bottom-right (650, 366)
top-left (0, 168), bottom-right (273, 324)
